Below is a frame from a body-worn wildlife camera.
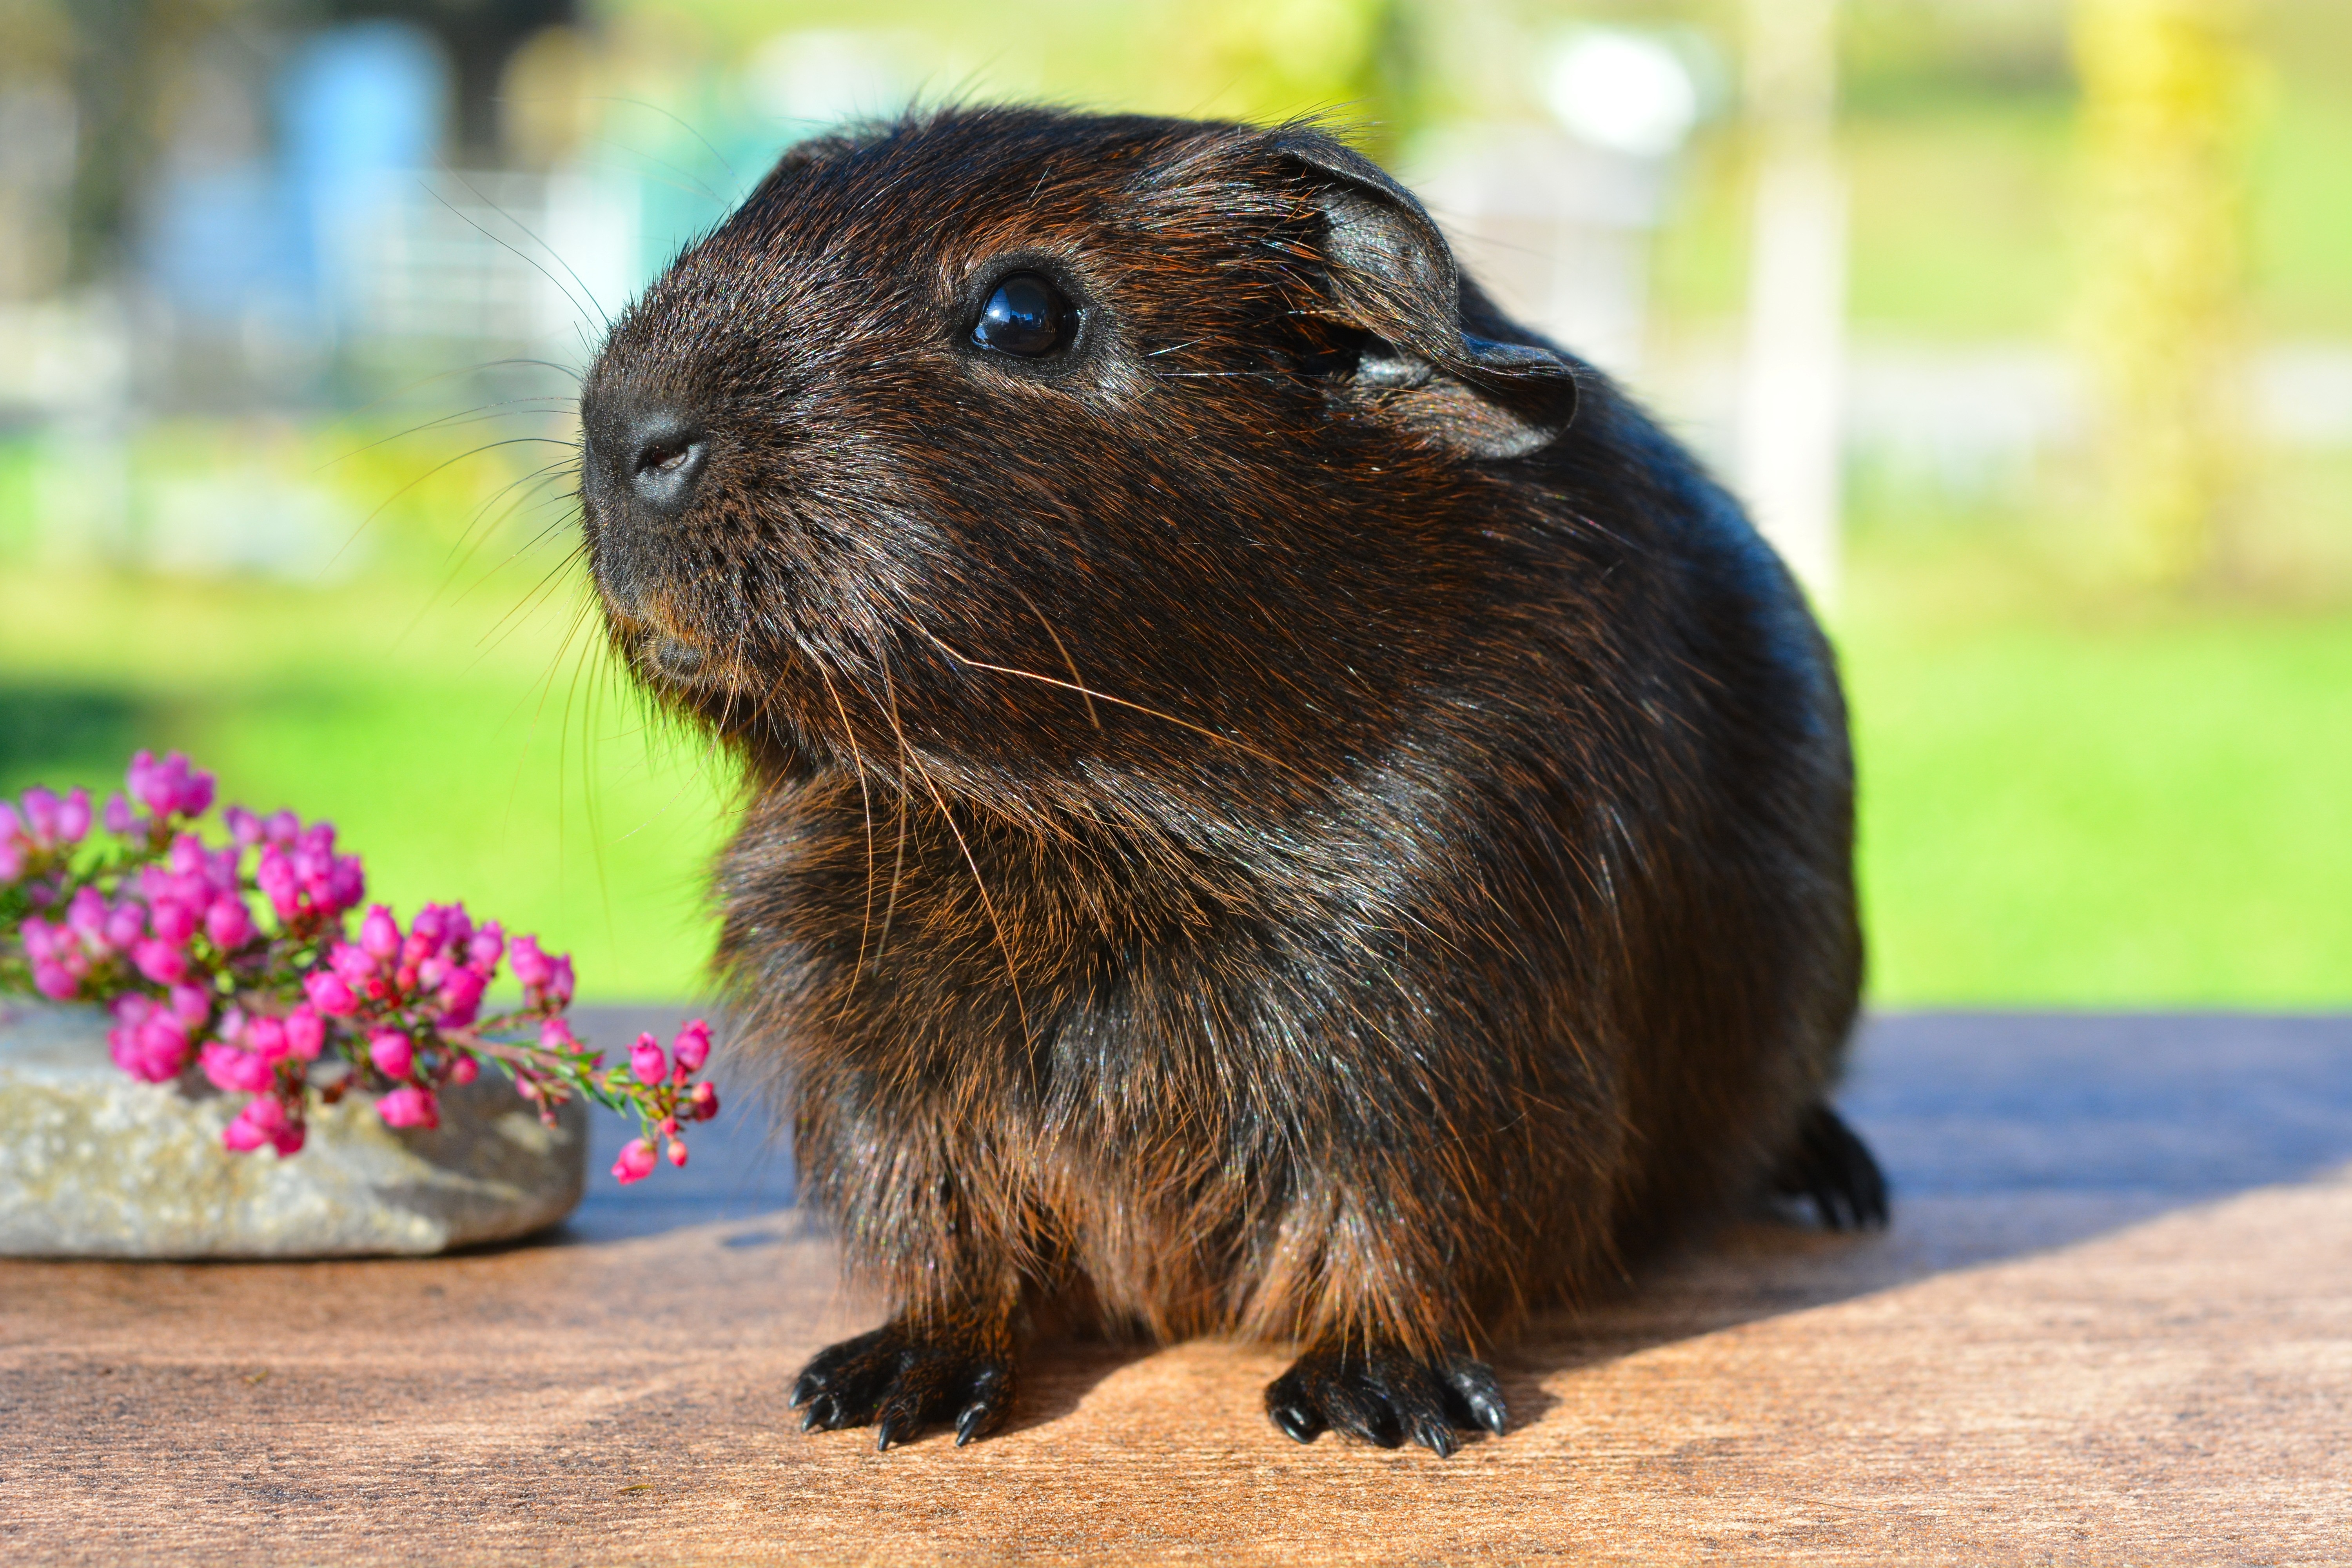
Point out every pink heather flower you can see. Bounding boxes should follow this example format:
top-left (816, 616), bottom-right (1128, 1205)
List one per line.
top-left (224, 805), bottom-right (262, 846)
top-left (630, 1034), bottom-right (666, 1086)
top-left (359, 905), bottom-right (401, 960)
top-left (102, 793), bottom-right (134, 835)
top-left (270, 1119), bottom-right (305, 1156)
top-left (20, 917), bottom-right (58, 963)
top-left (303, 970), bottom-right (358, 1017)
top-left (283, 1007), bottom-right (325, 1060)
top-left (245, 1014), bottom-right (288, 1062)
top-left (416, 955), bottom-right (448, 994)
top-left (256, 848), bottom-right (300, 920)
top-left (666, 1140), bottom-right (688, 1168)
top-left (200, 1044), bottom-right (276, 1094)
top-left (611, 1139), bottom-right (657, 1184)
top-left (690, 1082), bottom-right (719, 1121)
top-left (57, 788), bottom-right (91, 843)
top-left (0, 839), bottom-right (22, 881)
top-left (325, 855), bottom-right (365, 913)
top-left (168, 833), bottom-right (206, 877)
top-left (0, 800), bottom-right (20, 840)
top-left (65, 886), bottom-right (106, 943)
top-left (262, 809), bottom-right (299, 846)
top-left (328, 942), bottom-right (375, 985)
top-left (132, 938), bottom-right (189, 986)
top-left (673, 1019), bottom-right (711, 1074)
top-left (148, 898), bottom-right (198, 946)
top-left (368, 1029), bottom-right (415, 1080)
top-left (167, 983), bottom-right (212, 1029)
top-left (376, 1085), bottom-right (439, 1129)
top-left (22, 787), bottom-right (61, 842)
top-left (221, 1094), bottom-right (287, 1152)
top-left (507, 934), bottom-right (551, 990)
top-left (436, 965), bottom-right (485, 1028)
top-left (539, 1014), bottom-right (578, 1053)
top-left (448, 1055), bottom-right (479, 1085)
top-left (412, 904), bottom-right (448, 946)
top-left (467, 922), bottom-right (504, 973)
top-left (129, 1013), bottom-right (191, 1082)
top-left (439, 903), bottom-right (473, 951)
top-left (205, 897), bottom-right (254, 950)
top-left (547, 955), bottom-right (575, 1005)
top-left (102, 904), bottom-right (143, 951)
top-left (32, 960), bottom-right (78, 1000)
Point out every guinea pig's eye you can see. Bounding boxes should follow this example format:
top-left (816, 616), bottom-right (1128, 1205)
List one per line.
top-left (972, 273), bottom-right (1072, 358)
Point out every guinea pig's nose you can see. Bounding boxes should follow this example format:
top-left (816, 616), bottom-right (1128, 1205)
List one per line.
top-left (617, 410), bottom-right (708, 515)
top-left (585, 390), bottom-right (710, 519)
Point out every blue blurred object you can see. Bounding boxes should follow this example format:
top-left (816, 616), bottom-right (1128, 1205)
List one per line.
top-left (279, 21), bottom-right (449, 332)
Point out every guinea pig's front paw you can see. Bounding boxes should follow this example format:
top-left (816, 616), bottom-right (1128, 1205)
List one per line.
top-left (788, 1322), bottom-right (1017, 1450)
top-left (1264, 1343), bottom-right (1505, 1457)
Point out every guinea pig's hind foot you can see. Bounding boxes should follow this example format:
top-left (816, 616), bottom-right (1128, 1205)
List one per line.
top-left (1773, 1102), bottom-right (1891, 1231)
top-left (788, 1322), bottom-right (1017, 1450)
top-left (1264, 1344), bottom-right (1505, 1457)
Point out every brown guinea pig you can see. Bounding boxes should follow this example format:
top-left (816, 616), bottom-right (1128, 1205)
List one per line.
top-left (576, 107), bottom-right (1883, 1457)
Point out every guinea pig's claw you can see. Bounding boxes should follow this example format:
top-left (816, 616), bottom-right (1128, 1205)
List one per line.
top-left (1264, 1345), bottom-right (1503, 1456)
top-left (788, 1321), bottom-right (1018, 1450)
top-left (1267, 1396), bottom-right (1328, 1445)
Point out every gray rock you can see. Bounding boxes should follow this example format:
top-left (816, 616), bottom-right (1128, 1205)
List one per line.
top-left (0, 999), bottom-right (586, 1258)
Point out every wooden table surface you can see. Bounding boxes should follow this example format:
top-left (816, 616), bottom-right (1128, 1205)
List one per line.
top-left (4, 1011), bottom-right (2348, 1564)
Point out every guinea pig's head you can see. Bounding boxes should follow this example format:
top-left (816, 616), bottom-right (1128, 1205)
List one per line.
top-left (578, 107), bottom-right (1578, 825)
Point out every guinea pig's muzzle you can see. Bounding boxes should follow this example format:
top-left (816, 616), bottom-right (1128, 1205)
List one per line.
top-left (578, 382), bottom-right (718, 682)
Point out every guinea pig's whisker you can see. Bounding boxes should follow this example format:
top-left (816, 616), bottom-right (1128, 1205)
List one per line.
top-left (1006, 583), bottom-right (1101, 732)
top-left (813, 661), bottom-right (882, 1000)
top-left (918, 630), bottom-right (1308, 786)
top-left (423, 173), bottom-right (610, 332)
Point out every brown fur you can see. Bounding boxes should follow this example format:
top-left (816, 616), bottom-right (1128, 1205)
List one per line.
top-left (576, 108), bottom-right (1881, 1455)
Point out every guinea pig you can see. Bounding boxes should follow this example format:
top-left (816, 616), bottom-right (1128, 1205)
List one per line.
top-left (576, 106), bottom-right (1884, 1457)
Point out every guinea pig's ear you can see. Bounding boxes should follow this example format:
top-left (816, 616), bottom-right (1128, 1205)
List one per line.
top-left (1269, 130), bottom-right (1580, 460)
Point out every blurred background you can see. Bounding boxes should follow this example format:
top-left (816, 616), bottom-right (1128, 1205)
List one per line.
top-left (0, 0), bottom-right (2343, 1006)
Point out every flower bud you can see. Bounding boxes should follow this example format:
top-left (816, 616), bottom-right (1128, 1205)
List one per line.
top-left (19, 916), bottom-right (58, 963)
top-left (539, 1015), bottom-right (578, 1053)
top-left (58, 788), bottom-right (91, 844)
top-left (376, 1085), bottom-right (439, 1129)
top-left (368, 1029), bottom-right (414, 1080)
top-left (256, 848), bottom-right (301, 920)
top-left (32, 960), bottom-right (78, 1000)
top-left (437, 965), bottom-right (485, 1028)
top-left (201, 1044), bottom-right (275, 1094)
top-left (246, 1014), bottom-right (289, 1062)
top-left (102, 793), bottom-right (134, 835)
top-left (66, 886), bottom-right (106, 943)
top-left (666, 1140), bottom-right (688, 1168)
top-left (507, 933), bottom-right (552, 989)
top-left (263, 808), bottom-right (299, 846)
top-left (148, 899), bottom-right (198, 946)
top-left (283, 1006), bottom-right (325, 1060)
top-left (224, 805), bottom-right (262, 846)
top-left (328, 942), bottom-right (376, 985)
top-left (270, 1119), bottom-right (306, 1157)
top-left (205, 897), bottom-right (255, 951)
top-left (325, 855), bottom-right (365, 913)
top-left (672, 1018), bottom-right (712, 1074)
top-left (467, 922), bottom-right (504, 972)
top-left (221, 1107), bottom-right (274, 1153)
top-left (303, 970), bottom-right (358, 1017)
top-left (360, 904), bottom-right (401, 960)
top-left (548, 955), bottom-right (575, 1005)
top-left (630, 1034), bottom-right (666, 1086)
top-left (22, 787), bottom-right (61, 843)
top-left (448, 1055), bottom-right (479, 1085)
top-left (0, 840), bottom-right (22, 881)
top-left (132, 938), bottom-right (189, 987)
top-left (168, 982), bottom-right (212, 1029)
top-left (690, 1081), bottom-right (719, 1121)
top-left (611, 1138), bottom-right (657, 1184)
